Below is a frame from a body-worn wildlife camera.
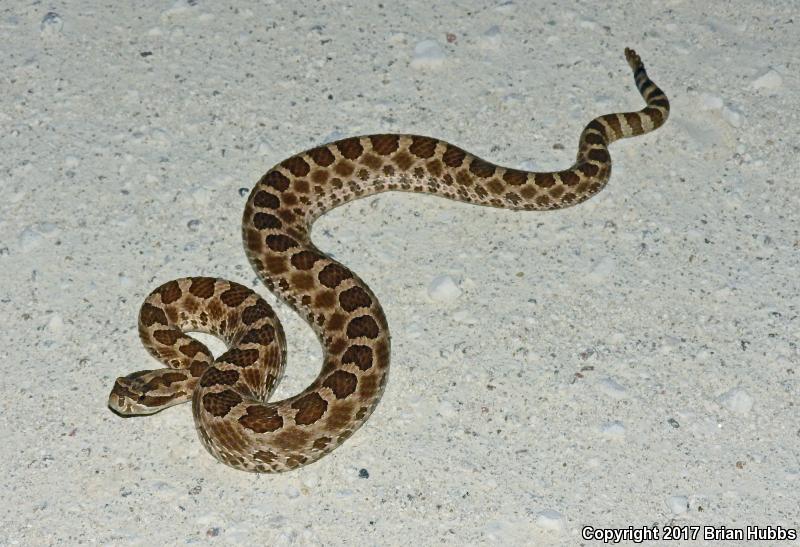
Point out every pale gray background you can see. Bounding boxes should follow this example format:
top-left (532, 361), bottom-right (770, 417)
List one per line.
top-left (1, 0), bottom-right (797, 544)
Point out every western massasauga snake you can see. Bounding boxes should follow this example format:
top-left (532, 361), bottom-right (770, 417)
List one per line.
top-left (109, 48), bottom-right (669, 472)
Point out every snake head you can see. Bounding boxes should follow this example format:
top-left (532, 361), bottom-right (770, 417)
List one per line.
top-left (108, 369), bottom-right (193, 416)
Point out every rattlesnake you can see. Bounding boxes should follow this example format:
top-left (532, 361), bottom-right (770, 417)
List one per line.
top-left (109, 48), bottom-right (669, 472)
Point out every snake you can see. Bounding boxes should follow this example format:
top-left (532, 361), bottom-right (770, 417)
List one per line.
top-left (108, 48), bottom-right (670, 473)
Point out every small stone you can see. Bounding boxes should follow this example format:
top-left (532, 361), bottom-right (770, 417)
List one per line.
top-left (161, 0), bottom-right (194, 20)
top-left (438, 400), bottom-right (456, 418)
top-left (752, 69), bottom-right (782, 90)
top-left (18, 227), bottom-right (43, 251)
top-left (47, 314), bottom-right (64, 335)
top-left (257, 139), bottom-right (273, 155)
top-left (410, 40), bottom-right (446, 70)
top-left (597, 377), bottom-right (627, 399)
top-left (667, 495), bottom-right (689, 515)
top-left (495, 1), bottom-right (516, 14)
top-left (191, 187), bottom-right (212, 206)
top-left (599, 421), bottom-right (625, 439)
top-left (699, 93), bottom-right (723, 111)
top-left (477, 26), bottom-right (502, 49)
top-left (718, 387), bottom-right (753, 414)
top-left (722, 105), bottom-right (744, 128)
top-left (609, 331), bottom-right (625, 344)
top-left (483, 520), bottom-right (513, 541)
top-left (427, 275), bottom-right (461, 301)
top-left (534, 510), bottom-right (565, 532)
top-left (18, 223), bottom-right (59, 252)
top-left (451, 309), bottom-right (477, 324)
top-left (587, 257), bottom-right (614, 282)
top-left (301, 473), bottom-right (318, 489)
top-left (358, 468), bottom-right (369, 479)
top-left (40, 12), bottom-right (63, 35)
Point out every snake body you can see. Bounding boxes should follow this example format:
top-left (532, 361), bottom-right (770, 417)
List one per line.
top-left (109, 49), bottom-right (669, 472)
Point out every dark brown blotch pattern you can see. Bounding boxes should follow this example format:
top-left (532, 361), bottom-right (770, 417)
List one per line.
top-left (253, 449), bottom-right (277, 462)
top-left (336, 138), bottom-right (364, 160)
top-left (442, 144), bottom-right (466, 167)
top-left (202, 389), bottom-right (242, 417)
top-left (281, 156), bottom-right (310, 177)
top-left (312, 436), bottom-right (332, 450)
top-left (221, 285), bottom-right (251, 308)
top-left (308, 146), bottom-right (336, 167)
top-left (586, 147), bottom-right (609, 163)
top-left (409, 136), bottom-right (438, 158)
top-left (392, 150), bottom-right (414, 171)
top-left (290, 250), bottom-right (321, 270)
top-left (292, 392), bottom-right (328, 425)
top-left (253, 190), bottom-right (280, 209)
top-left (239, 406), bottom-right (283, 433)
top-left (338, 286), bottom-right (372, 312)
top-left (240, 324), bottom-right (275, 345)
top-left (341, 345), bottom-right (373, 370)
top-left (189, 359), bottom-right (208, 377)
top-left (179, 340), bottom-right (207, 358)
top-left (253, 212), bottom-right (282, 230)
top-left (426, 159), bottom-right (443, 177)
top-left (346, 315), bottom-right (380, 339)
top-left (153, 328), bottom-right (181, 346)
top-left (624, 112), bottom-right (644, 134)
top-left (584, 132), bottom-right (605, 146)
top-left (535, 173), bottom-right (556, 188)
top-left (189, 277), bottom-right (216, 298)
top-left (266, 234), bottom-right (297, 252)
top-left (242, 301), bottom-right (272, 325)
top-left (142, 371), bottom-right (187, 390)
top-left (578, 162), bottom-right (599, 178)
top-left (139, 303), bottom-right (169, 327)
top-left (503, 169), bottom-right (528, 186)
top-left (323, 370), bottom-right (358, 399)
top-left (262, 170), bottom-right (291, 191)
top-left (156, 280), bottom-right (182, 304)
top-left (469, 158), bottom-right (496, 178)
top-left (560, 171), bottom-right (580, 186)
top-left (318, 263), bottom-right (352, 288)
top-left (219, 348), bottom-right (260, 367)
top-left (200, 367), bottom-right (240, 387)
top-left (360, 153), bottom-right (382, 170)
top-left (370, 135), bottom-right (400, 155)
top-left (355, 406), bottom-right (369, 420)
top-left (605, 115), bottom-right (622, 139)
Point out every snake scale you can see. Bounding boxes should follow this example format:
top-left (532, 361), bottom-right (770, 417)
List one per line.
top-left (109, 48), bottom-right (669, 472)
